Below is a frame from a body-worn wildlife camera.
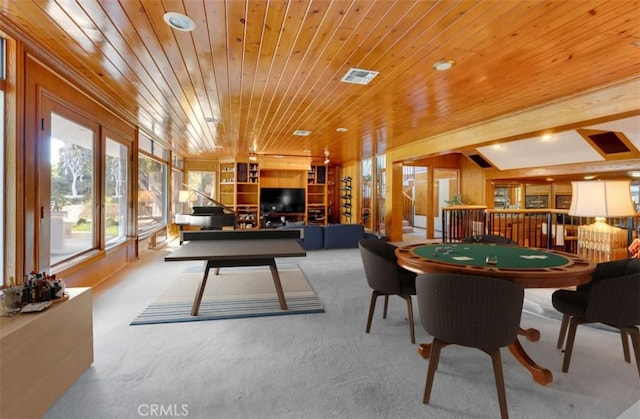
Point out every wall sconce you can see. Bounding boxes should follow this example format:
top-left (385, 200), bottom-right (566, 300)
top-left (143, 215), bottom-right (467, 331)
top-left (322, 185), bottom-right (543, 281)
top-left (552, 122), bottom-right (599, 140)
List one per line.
top-left (569, 180), bottom-right (637, 262)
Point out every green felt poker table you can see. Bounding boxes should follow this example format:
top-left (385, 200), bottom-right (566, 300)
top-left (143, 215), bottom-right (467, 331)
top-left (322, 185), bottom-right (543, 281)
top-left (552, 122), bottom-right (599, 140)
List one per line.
top-left (396, 242), bottom-right (597, 386)
top-left (396, 242), bottom-right (595, 289)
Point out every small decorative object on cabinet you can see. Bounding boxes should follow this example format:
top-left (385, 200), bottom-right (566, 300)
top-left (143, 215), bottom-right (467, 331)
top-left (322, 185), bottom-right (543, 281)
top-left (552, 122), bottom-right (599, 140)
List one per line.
top-left (307, 165), bottom-right (327, 225)
top-left (340, 176), bottom-right (352, 222)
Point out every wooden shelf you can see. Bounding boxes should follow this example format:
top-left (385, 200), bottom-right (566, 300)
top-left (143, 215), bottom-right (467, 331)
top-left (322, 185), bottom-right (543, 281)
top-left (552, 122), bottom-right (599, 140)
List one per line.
top-left (306, 165), bottom-right (327, 224)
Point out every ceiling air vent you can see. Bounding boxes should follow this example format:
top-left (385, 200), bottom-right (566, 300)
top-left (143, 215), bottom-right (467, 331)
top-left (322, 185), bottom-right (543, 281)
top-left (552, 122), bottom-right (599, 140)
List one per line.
top-left (577, 128), bottom-right (636, 159)
top-left (587, 132), bottom-right (630, 154)
top-left (341, 68), bottom-right (379, 85)
top-left (468, 154), bottom-right (493, 168)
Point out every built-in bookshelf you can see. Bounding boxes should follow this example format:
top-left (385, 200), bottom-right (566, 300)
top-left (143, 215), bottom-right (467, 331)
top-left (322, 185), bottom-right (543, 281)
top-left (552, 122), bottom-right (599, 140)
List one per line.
top-left (306, 165), bottom-right (327, 224)
top-left (219, 161), bottom-right (236, 207)
top-left (236, 162), bottom-right (259, 229)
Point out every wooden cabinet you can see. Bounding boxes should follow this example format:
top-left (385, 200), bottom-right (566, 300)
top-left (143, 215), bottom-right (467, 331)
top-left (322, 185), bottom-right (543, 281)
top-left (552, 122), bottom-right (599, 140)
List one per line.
top-left (0, 288), bottom-right (93, 418)
top-left (307, 165), bottom-right (327, 224)
top-left (525, 184), bottom-right (551, 209)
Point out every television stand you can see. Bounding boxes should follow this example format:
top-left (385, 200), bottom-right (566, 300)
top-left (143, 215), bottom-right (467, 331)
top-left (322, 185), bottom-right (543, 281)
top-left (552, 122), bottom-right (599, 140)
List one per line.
top-left (261, 212), bottom-right (305, 228)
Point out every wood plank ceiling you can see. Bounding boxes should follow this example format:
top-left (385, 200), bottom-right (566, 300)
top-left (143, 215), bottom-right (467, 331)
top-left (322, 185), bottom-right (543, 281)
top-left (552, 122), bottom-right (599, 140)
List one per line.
top-left (1, 0), bottom-right (639, 167)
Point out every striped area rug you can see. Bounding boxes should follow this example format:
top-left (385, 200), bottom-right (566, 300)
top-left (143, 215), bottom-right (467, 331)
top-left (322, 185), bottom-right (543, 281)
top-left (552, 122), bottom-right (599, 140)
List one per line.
top-left (130, 265), bottom-right (324, 325)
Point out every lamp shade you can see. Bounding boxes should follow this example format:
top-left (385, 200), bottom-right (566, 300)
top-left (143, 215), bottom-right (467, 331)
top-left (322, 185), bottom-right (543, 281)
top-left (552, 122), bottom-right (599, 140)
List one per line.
top-left (568, 180), bottom-right (636, 217)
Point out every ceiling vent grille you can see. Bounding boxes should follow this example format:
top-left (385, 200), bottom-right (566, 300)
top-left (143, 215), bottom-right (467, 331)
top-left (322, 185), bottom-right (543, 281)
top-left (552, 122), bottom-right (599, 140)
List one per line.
top-left (587, 131), bottom-right (630, 154)
top-left (341, 68), bottom-right (379, 85)
top-left (577, 128), bottom-right (637, 159)
top-left (468, 154), bottom-right (493, 168)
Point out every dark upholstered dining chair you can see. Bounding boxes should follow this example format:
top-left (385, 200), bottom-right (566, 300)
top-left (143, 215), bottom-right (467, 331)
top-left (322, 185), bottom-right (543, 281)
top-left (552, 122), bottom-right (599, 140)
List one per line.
top-left (416, 273), bottom-right (524, 419)
top-left (461, 234), bottom-right (518, 245)
top-left (358, 238), bottom-right (417, 344)
top-left (552, 258), bottom-right (640, 376)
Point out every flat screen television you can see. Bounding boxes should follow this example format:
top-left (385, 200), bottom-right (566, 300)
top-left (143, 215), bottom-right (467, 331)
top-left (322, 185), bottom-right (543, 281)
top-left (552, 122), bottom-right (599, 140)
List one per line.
top-left (260, 187), bottom-right (306, 213)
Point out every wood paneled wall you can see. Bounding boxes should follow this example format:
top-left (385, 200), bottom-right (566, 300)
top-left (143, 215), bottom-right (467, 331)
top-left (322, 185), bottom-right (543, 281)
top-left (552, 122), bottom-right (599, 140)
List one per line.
top-left (460, 157), bottom-right (485, 205)
top-left (414, 172), bottom-right (428, 216)
top-left (260, 170), bottom-right (305, 188)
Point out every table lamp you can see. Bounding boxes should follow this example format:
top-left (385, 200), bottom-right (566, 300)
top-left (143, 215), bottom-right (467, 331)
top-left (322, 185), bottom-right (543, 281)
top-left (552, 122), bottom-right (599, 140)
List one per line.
top-left (568, 180), bottom-right (636, 262)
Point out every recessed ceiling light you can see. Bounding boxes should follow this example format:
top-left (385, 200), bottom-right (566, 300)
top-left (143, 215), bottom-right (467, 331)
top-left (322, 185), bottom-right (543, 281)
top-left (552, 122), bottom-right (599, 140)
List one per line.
top-left (293, 130), bottom-right (311, 136)
top-left (336, 127), bottom-right (348, 132)
top-left (629, 171), bottom-right (640, 178)
top-left (432, 59), bottom-right (455, 71)
top-left (164, 12), bottom-right (196, 32)
top-left (493, 144), bottom-right (502, 149)
top-left (584, 174), bottom-right (597, 180)
top-left (541, 134), bottom-right (553, 141)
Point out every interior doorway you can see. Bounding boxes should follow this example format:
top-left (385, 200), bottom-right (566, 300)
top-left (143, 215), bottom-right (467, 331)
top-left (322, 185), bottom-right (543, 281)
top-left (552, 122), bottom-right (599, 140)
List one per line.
top-left (402, 165), bottom-right (428, 240)
top-left (433, 168), bottom-right (460, 239)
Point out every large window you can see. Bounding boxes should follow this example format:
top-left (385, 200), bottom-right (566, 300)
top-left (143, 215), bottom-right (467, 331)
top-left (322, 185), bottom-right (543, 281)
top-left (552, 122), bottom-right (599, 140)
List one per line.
top-left (50, 111), bottom-right (97, 265)
top-left (187, 171), bottom-right (216, 207)
top-left (104, 136), bottom-right (129, 244)
top-left (138, 136), bottom-right (168, 234)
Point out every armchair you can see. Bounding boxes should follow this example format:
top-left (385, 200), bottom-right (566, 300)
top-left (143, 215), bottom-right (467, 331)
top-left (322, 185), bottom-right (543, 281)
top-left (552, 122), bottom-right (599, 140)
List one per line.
top-left (358, 238), bottom-right (417, 344)
top-left (552, 258), bottom-right (640, 375)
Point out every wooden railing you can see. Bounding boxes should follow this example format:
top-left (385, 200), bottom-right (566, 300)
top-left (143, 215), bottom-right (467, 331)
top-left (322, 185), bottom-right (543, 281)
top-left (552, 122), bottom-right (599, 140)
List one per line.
top-left (441, 206), bottom-right (638, 255)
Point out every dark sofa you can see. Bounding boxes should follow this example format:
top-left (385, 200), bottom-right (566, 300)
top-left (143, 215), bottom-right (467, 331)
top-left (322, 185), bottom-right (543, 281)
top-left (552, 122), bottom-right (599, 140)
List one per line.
top-left (278, 223), bottom-right (382, 250)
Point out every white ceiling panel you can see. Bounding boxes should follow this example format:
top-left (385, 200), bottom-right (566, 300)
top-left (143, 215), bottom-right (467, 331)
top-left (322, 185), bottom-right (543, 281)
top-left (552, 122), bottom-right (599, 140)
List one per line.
top-left (478, 131), bottom-right (605, 171)
top-left (586, 115), bottom-right (640, 134)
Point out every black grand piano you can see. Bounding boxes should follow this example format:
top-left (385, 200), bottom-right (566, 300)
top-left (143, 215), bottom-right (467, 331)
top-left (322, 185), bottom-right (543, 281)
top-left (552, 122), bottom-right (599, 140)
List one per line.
top-left (175, 186), bottom-right (237, 244)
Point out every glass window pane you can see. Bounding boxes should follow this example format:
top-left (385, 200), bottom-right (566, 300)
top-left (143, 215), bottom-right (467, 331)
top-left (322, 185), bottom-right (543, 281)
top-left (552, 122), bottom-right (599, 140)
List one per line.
top-left (172, 154), bottom-right (184, 170)
top-left (361, 158), bottom-right (372, 229)
top-left (172, 168), bottom-right (184, 216)
top-left (50, 112), bottom-right (95, 264)
top-left (187, 171), bottom-right (216, 208)
top-left (138, 154), bottom-right (167, 233)
top-left (139, 133), bottom-right (153, 154)
top-left (105, 138), bottom-right (128, 244)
